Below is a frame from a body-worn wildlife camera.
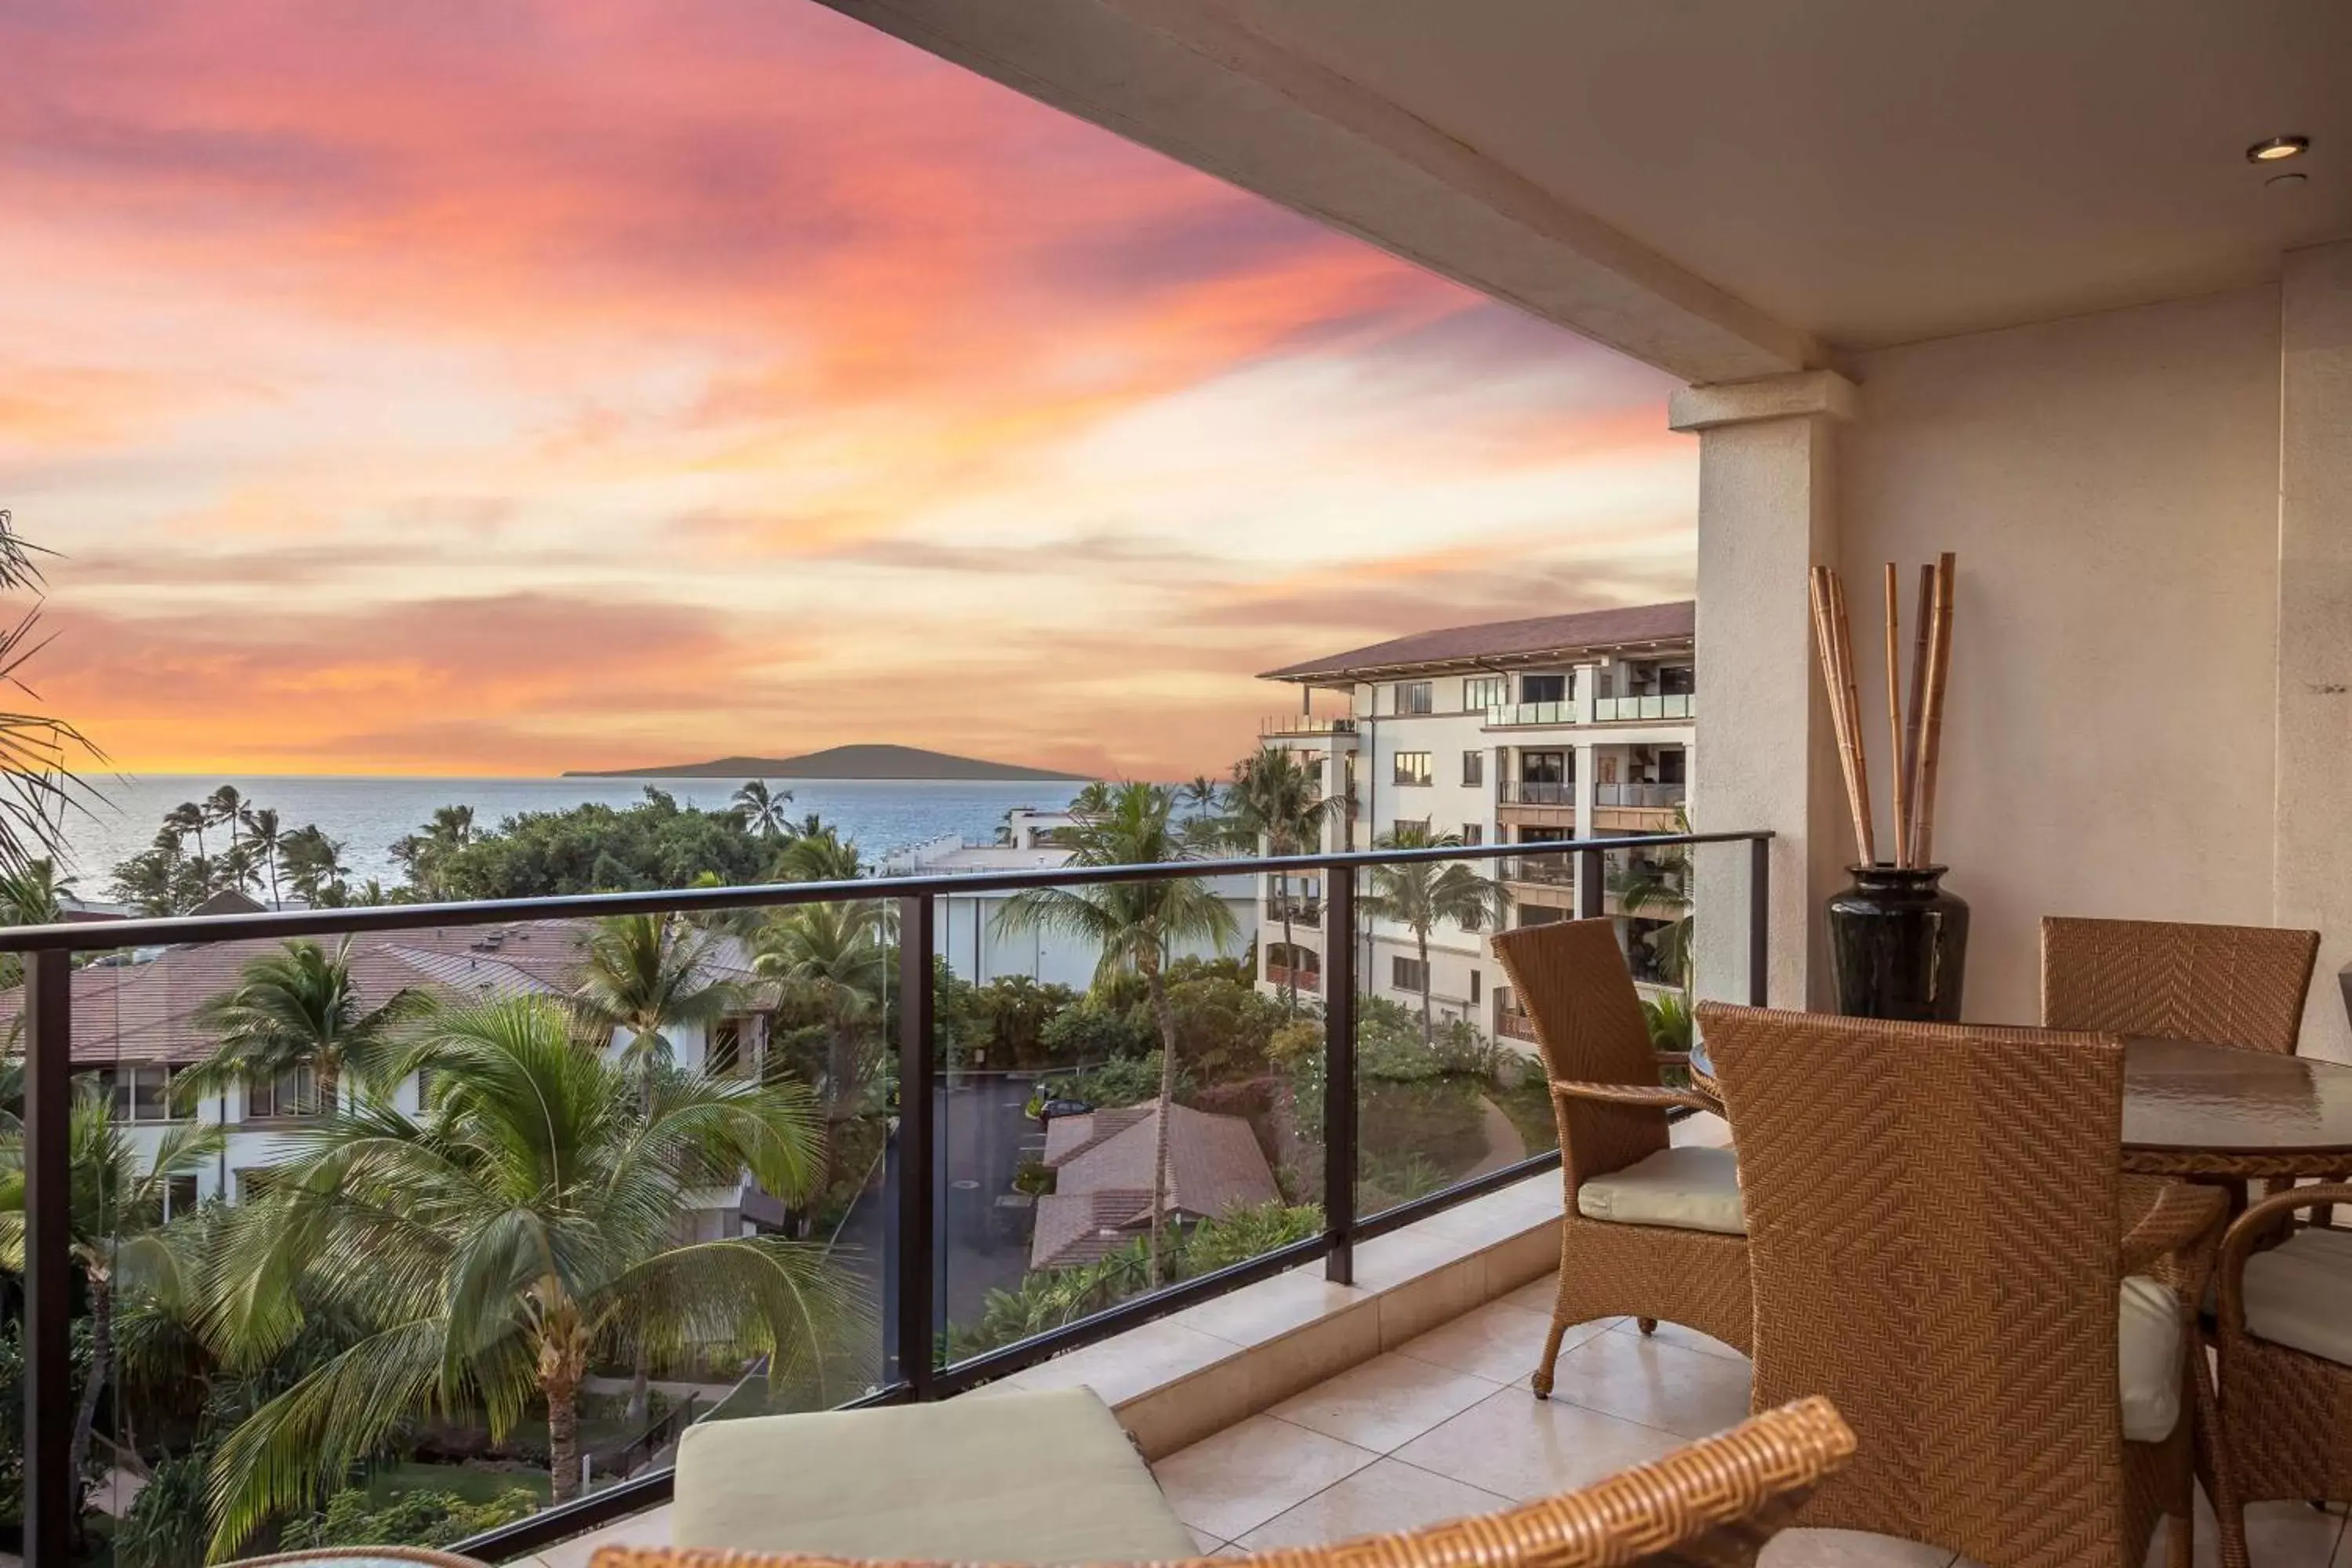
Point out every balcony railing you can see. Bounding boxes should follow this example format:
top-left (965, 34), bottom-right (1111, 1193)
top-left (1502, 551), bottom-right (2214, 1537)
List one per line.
top-left (1261, 714), bottom-right (1358, 738)
top-left (1484, 700), bottom-right (1577, 728)
top-left (1498, 780), bottom-right (1575, 806)
top-left (1592, 692), bottom-right (1694, 722)
top-left (1494, 1006), bottom-right (1539, 1043)
top-left (1265, 960), bottom-right (1323, 993)
top-left (0, 826), bottom-right (1769, 1566)
top-left (1265, 893), bottom-right (1323, 921)
top-left (1595, 782), bottom-right (1687, 808)
top-left (1498, 855), bottom-right (1576, 887)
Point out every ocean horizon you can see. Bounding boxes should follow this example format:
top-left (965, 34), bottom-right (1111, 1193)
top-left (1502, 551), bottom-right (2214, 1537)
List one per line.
top-left (56, 773), bottom-right (1091, 898)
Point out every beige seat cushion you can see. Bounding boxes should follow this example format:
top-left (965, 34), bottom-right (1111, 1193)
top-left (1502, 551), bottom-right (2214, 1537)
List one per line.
top-left (2118, 1275), bottom-right (2184, 1443)
top-left (2242, 1225), bottom-right (2352, 1367)
top-left (1576, 1146), bottom-right (1746, 1236)
top-left (673, 1388), bottom-right (1197, 1564)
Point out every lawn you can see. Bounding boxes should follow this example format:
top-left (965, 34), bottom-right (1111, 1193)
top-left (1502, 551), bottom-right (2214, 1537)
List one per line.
top-left (365, 1461), bottom-right (551, 1508)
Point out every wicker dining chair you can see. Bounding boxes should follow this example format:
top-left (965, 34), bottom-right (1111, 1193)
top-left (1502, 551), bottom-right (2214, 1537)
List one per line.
top-left (1697, 1003), bottom-right (2225, 1568)
top-left (2207, 1183), bottom-right (2352, 1568)
top-left (2042, 916), bottom-right (2321, 1054)
top-left (1489, 918), bottom-right (1749, 1396)
top-left (592, 1396), bottom-right (1856, 1568)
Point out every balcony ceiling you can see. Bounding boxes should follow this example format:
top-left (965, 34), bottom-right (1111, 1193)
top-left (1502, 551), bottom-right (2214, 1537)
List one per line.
top-left (822, 0), bottom-right (2352, 376)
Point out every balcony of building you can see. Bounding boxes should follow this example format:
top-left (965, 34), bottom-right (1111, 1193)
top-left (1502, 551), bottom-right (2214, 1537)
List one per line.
top-left (1482, 700), bottom-right (1577, 730)
top-left (1494, 780), bottom-right (1577, 835)
top-left (1261, 715), bottom-right (1359, 741)
top-left (1592, 692), bottom-right (1694, 724)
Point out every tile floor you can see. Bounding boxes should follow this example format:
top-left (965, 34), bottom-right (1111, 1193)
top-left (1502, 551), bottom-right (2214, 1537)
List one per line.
top-left (520, 1267), bottom-right (2350, 1568)
top-left (1149, 1275), bottom-right (2352, 1568)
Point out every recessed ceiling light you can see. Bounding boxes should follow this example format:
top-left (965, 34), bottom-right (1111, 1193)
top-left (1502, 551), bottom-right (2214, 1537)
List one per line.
top-left (2267, 172), bottom-right (2309, 189)
top-left (2247, 136), bottom-right (2310, 163)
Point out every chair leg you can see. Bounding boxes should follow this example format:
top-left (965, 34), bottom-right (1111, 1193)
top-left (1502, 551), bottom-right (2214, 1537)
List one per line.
top-left (2166, 1510), bottom-right (2194, 1568)
top-left (1530, 1315), bottom-right (1570, 1400)
top-left (1637, 1316), bottom-right (1658, 1337)
top-left (2209, 1497), bottom-right (2248, 1568)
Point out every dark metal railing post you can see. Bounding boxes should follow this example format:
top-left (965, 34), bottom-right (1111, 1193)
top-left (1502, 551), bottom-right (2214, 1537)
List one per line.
top-left (894, 895), bottom-right (938, 1400)
top-left (1748, 836), bottom-right (1771, 1006)
top-left (1322, 866), bottom-right (1356, 1285)
top-left (24, 950), bottom-right (73, 1568)
top-left (1577, 845), bottom-right (1605, 920)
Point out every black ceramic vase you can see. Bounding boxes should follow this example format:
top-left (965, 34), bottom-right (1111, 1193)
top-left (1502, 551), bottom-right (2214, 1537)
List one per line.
top-left (1826, 864), bottom-right (1970, 1021)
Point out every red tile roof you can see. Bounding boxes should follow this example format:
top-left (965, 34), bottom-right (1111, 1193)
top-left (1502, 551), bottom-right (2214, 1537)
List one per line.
top-left (0, 920), bottom-right (761, 1067)
top-left (1261, 600), bottom-right (1695, 684)
top-left (1029, 1102), bottom-right (1279, 1271)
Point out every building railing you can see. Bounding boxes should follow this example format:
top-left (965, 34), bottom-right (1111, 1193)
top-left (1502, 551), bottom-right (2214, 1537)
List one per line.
top-left (1498, 855), bottom-right (1576, 887)
top-left (1265, 960), bottom-right (1323, 993)
top-left (1260, 714), bottom-right (1358, 738)
top-left (1594, 782), bottom-right (1687, 808)
top-left (1494, 1006), bottom-right (1539, 1043)
top-left (1484, 700), bottom-right (1577, 728)
top-left (1498, 780), bottom-right (1575, 806)
top-left (1592, 692), bottom-right (1694, 722)
top-left (1265, 893), bottom-right (1323, 921)
top-left (0, 826), bottom-right (1770, 1566)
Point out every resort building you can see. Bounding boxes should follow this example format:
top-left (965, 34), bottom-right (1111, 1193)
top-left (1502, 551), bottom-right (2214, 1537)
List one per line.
top-left (1256, 601), bottom-right (1696, 1040)
top-left (881, 808), bottom-right (1261, 995)
top-left (0, 921), bottom-right (781, 1230)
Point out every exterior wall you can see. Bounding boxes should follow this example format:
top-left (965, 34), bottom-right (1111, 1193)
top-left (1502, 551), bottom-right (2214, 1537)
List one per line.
top-left (2277, 242), bottom-right (2352, 1062)
top-left (1836, 285), bottom-right (2285, 1026)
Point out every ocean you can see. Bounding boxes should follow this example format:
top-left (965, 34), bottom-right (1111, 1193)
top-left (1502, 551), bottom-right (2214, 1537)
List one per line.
top-left (56, 775), bottom-right (1089, 897)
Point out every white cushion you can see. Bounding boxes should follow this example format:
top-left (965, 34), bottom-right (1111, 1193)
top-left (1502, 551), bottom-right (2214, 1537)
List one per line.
top-left (1577, 1146), bottom-right (1746, 1236)
top-left (2118, 1275), bottom-right (2185, 1443)
top-left (2242, 1226), bottom-right (2352, 1367)
top-left (673, 1387), bottom-right (1198, 1564)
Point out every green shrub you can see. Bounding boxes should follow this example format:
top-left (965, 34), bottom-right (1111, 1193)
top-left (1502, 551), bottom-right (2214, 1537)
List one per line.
top-left (281, 1483), bottom-right (540, 1550)
top-left (1150, 974), bottom-right (1286, 1080)
top-left (1040, 1004), bottom-right (1152, 1065)
top-left (1182, 1200), bottom-right (1322, 1273)
top-left (1050, 1052), bottom-right (1181, 1109)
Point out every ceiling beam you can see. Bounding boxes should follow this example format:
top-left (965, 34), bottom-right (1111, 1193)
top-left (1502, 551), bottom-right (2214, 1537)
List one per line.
top-left (814, 0), bottom-right (1822, 383)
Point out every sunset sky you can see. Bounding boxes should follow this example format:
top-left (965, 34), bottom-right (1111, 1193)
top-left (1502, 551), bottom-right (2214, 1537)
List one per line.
top-left (1, 0), bottom-right (1695, 781)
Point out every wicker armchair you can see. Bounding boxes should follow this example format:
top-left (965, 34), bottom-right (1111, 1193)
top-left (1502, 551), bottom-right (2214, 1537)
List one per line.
top-left (2208, 1184), bottom-right (2352, 1568)
top-left (1697, 1004), bottom-right (2225, 1568)
top-left (590, 1396), bottom-right (1855, 1568)
top-left (2041, 916), bottom-right (2320, 1054)
top-left (1489, 918), bottom-right (1749, 1396)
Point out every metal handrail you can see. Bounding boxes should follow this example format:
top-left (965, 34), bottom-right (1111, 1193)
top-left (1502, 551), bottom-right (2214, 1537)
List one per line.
top-left (1, 826), bottom-right (1771, 1565)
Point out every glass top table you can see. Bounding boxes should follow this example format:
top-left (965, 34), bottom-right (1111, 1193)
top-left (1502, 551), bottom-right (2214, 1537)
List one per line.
top-left (1686, 1033), bottom-right (2352, 1178)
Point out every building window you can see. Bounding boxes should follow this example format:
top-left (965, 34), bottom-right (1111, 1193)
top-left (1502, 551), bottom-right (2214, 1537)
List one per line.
top-left (1392, 681), bottom-right (1433, 715)
top-left (1464, 676), bottom-right (1506, 710)
top-left (1391, 818), bottom-right (1431, 842)
top-left (1392, 955), bottom-right (1429, 993)
top-left (101, 1064), bottom-right (180, 1123)
top-left (710, 1017), bottom-right (745, 1076)
top-left (1661, 665), bottom-right (1696, 696)
top-left (1517, 905), bottom-right (1566, 928)
top-left (1468, 970), bottom-right (1482, 1005)
top-left (1520, 750), bottom-right (1567, 784)
top-left (1521, 673), bottom-right (1567, 704)
top-left (164, 1175), bottom-right (199, 1220)
top-left (1461, 823), bottom-right (1483, 846)
top-left (1461, 750), bottom-right (1483, 787)
top-left (247, 1064), bottom-right (319, 1120)
top-left (1392, 751), bottom-right (1433, 786)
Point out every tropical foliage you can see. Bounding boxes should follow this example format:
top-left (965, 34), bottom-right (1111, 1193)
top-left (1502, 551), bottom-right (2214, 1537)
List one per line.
top-left (994, 782), bottom-right (1235, 1286)
top-left (1360, 824), bottom-right (1511, 1047)
top-left (1221, 746), bottom-right (1344, 1015)
top-left (180, 937), bottom-right (426, 1109)
top-left (198, 994), bottom-right (851, 1554)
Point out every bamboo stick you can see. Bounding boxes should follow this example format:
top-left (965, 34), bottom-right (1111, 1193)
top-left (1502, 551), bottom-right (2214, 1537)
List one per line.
top-left (1809, 565), bottom-right (1874, 867)
top-left (1913, 552), bottom-right (1957, 866)
top-left (1901, 564), bottom-right (1933, 864)
top-left (1828, 570), bottom-right (1877, 866)
top-left (1883, 562), bottom-right (1908, 869)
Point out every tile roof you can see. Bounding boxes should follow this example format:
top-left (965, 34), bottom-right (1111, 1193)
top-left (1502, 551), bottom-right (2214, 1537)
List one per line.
top-left (0, 920), bottom-right (762, 1067)
top-left (1260, 600), bottom-right (1695, 683)
top-left (1029, 1102), bottom-right (1279, 1271)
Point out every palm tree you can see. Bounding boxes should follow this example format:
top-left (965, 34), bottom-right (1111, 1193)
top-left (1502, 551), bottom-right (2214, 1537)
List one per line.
top-left (1178, 775), bottom-right (1223, 817)
top-left (732, 780), bottom-right (794, 840)
top-left (755, 900), bottom-right (887, 1203)
top-left (571, 914), bottom-right (746, 1107)
top-left (278, 825), bottom-right (350, 906)
top-left (178, 937), bottom-right (425, 1112)
top-left (1224, 747), bottom-right (1345, 1014)
top-left (205, 785), bottom-right (244, 851)
top-left (0, 1089), bottom-right (223, 1529)
top-left (164, 800), bottom-right (208, 859)
top-left (198, 996), bottom-right (849, 1551)
top-left (993, 782), bottom-right (1235, 1286)
top-left (216, 840), bottom-right (262, 896)
top-left (1361, 823), bottom-right (1511, 1047)
top-left (775, 822), bottom-right (862, 883)
top-left (0, 510), bottom-right (101, 880)
top-left (427, 803), bottom-right (475, 848)
top-left (240, 805), bottom-right (285, 907)
top-left (1610, 805), bottom-right (1695, 989)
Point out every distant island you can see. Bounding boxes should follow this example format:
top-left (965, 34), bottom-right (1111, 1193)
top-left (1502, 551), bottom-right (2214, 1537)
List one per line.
top-left (564, 742), bottom-right (1090, 783)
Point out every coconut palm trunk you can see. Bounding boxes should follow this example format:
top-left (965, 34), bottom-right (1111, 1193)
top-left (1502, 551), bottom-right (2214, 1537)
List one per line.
top-left (1139, 944), bottom-right (1180, 1287)
top-left (68, 1262), bottom-right (112, 1523)
top-left (539, 1305), bottom-right (593, 1503)
top-left (1415, 924), bottom-right (1435, 1047)
top-left (1276, 880), bottom-right (1300, 1014)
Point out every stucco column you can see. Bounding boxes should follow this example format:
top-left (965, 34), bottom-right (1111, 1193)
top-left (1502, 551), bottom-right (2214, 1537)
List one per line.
top-left (1572, 742), bottom-right (1598, 844)
top-left (1671, 370), bottom-right (1858, 1008)
top-left (2277, 241), bottom-right (2352, 1062)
